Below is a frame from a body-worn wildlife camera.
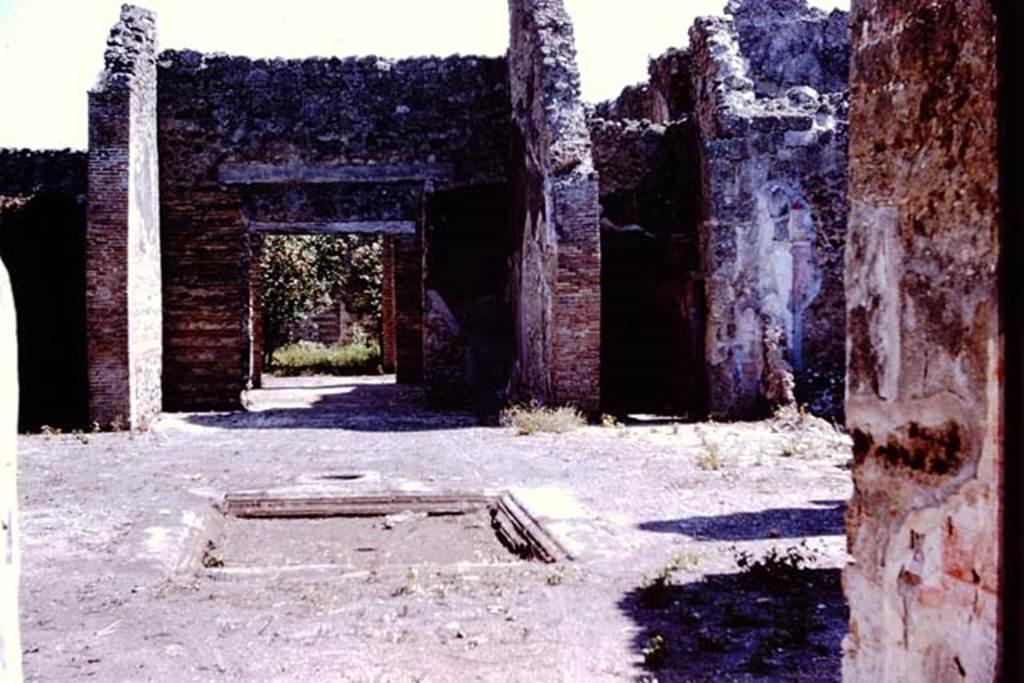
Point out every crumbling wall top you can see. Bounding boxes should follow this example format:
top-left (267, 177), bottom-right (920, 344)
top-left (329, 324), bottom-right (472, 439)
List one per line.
top-left (158, 49), bottom-right (506, 76)
top-left (508, 0), bottom-right (594, 181)
top-left (95, 4), bottom-right (157, 92)
top-left (725, 0), bottom-right (849, 97)
top-left (593, 48), bottom-right (695, 124)
top-left (157, 49), bottom-right (511, 186)
top-left (690, 12), bottom-right (848, 139)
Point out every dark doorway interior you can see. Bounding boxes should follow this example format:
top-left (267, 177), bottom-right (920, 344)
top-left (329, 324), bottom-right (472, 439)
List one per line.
top-left (0, 193), bottom-right (88, 431)
top-left (424, 184), bottom-right (514, 410)
top-left (601, 230), bottom-right (706, 418)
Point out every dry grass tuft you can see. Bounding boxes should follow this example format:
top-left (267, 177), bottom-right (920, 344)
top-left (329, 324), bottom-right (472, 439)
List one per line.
top-left (499, 404), bottom-right (586, 436)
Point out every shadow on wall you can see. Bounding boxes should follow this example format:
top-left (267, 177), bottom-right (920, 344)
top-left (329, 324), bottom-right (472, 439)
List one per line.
top-left (619, 566), bottom-right (847, 680)
top-left (183, 379), bottom-right (485, 432)
top-left (638, 501), bottom-right (845, 541)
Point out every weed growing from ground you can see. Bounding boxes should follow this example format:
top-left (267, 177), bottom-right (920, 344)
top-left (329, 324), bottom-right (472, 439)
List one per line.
top-left (640, 554), bottom-right (700, 608)
top-left (546, 567), bottom-right (565, 586)
top-left (392, 567), bottom-right (419, 597)
top-left (499, 403), bottom-right (585, 435)
top-left (734, 542), bottom-right (818, 590)
top-left (200, 540), bottom-right (224, 568)
top-left (694, 426), bottom-right (725, 470)
top-left (641, 633), bottom-right (668, 669)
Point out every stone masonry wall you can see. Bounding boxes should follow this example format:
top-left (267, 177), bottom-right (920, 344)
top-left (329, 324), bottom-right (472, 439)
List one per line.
top-left (381, 235), bottom-right (397, 373)
top-left (0, 149), bottom-right (86, 198)
top-left (727, 0), bottom-right (849, 98)
top-left (158, 50), bottom-right (509, 409)
top-left (594, 48), bottom-right (694, 125)
top-left (86, 4), bottom-right (162, 429)
top-left (507, 0), bottom-right (601, 413)
top-left (690, 0), bottom-right (849, 419)
top-left (393, 232), bottom-right (424, 384)
top-left (0, 149), bottom-right (89, 430)
top-left (842, 1), bottom-right (1001, 679)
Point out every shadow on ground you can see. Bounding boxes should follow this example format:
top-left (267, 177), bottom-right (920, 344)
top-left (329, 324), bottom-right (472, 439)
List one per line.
top-left (619, 564), bottom-right (848, 682)
top-left (183, 377), bottom-right (486, 432)
top-left (638, 502), bottom-right (846, 541)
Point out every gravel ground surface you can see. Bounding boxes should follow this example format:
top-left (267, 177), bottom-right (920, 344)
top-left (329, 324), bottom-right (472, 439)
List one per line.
top-left (18, 376), bottom-right (853, 682)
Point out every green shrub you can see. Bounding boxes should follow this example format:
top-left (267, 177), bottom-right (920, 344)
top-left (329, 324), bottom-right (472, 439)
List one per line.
top-left (270, 340), bottom-right (383, 376)
top-left (499, 404), bottom-right (586, 435)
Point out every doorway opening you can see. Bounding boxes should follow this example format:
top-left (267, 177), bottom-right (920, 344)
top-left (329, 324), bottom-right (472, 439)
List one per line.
top-left (250, 232), bottom-right (388, 387)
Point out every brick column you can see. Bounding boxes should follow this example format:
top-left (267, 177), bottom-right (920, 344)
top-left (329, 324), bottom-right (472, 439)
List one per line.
top-left (508, 0), bottom-right (602, 413)
top-left (85, 5), bottom-right (161, 429)
top-left (381, 235), bottom-right (397, 373)
top-left (392, 233), bottom-right (423, 383)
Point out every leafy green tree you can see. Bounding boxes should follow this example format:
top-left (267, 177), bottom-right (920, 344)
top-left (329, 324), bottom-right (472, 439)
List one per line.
top-left (257, 234), bottom-right (383, 363)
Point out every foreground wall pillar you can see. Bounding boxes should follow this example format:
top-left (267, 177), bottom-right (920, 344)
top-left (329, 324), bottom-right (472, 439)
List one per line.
top-left (0, 260), bottom-right (20, 680)
top-left (86, 5), bottom-right (161, 429)
top-left (843, 1), bottom-right (1001, 679)
top-left (507, 0), bottom-right (601, 413)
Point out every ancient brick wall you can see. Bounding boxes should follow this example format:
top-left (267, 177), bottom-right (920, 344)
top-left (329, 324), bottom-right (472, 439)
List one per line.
top-left (690, 0), bottom-right (849, 419)
top-left (842, 0), bottom-right (1001, 679)
top-left (158, 50), bottom-right (509, 408)
top-left (0, 149), bottom-right (88, 430)
top-left (392, 232), bottom-right (423, 384)
top-left (507, 0), bottom-right (601, 413)
top-left (86, 4), bottom-right (162, 429)
top-left (381, 236), bottom-right (397, 373)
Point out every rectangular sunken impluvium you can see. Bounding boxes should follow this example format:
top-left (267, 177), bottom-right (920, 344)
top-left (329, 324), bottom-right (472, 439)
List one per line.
top-left (203, 492), bottom-right (567, 571)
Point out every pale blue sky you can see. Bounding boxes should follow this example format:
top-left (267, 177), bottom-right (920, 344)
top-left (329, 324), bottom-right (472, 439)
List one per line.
top-left (0, 0), bottom-right (848, 149)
